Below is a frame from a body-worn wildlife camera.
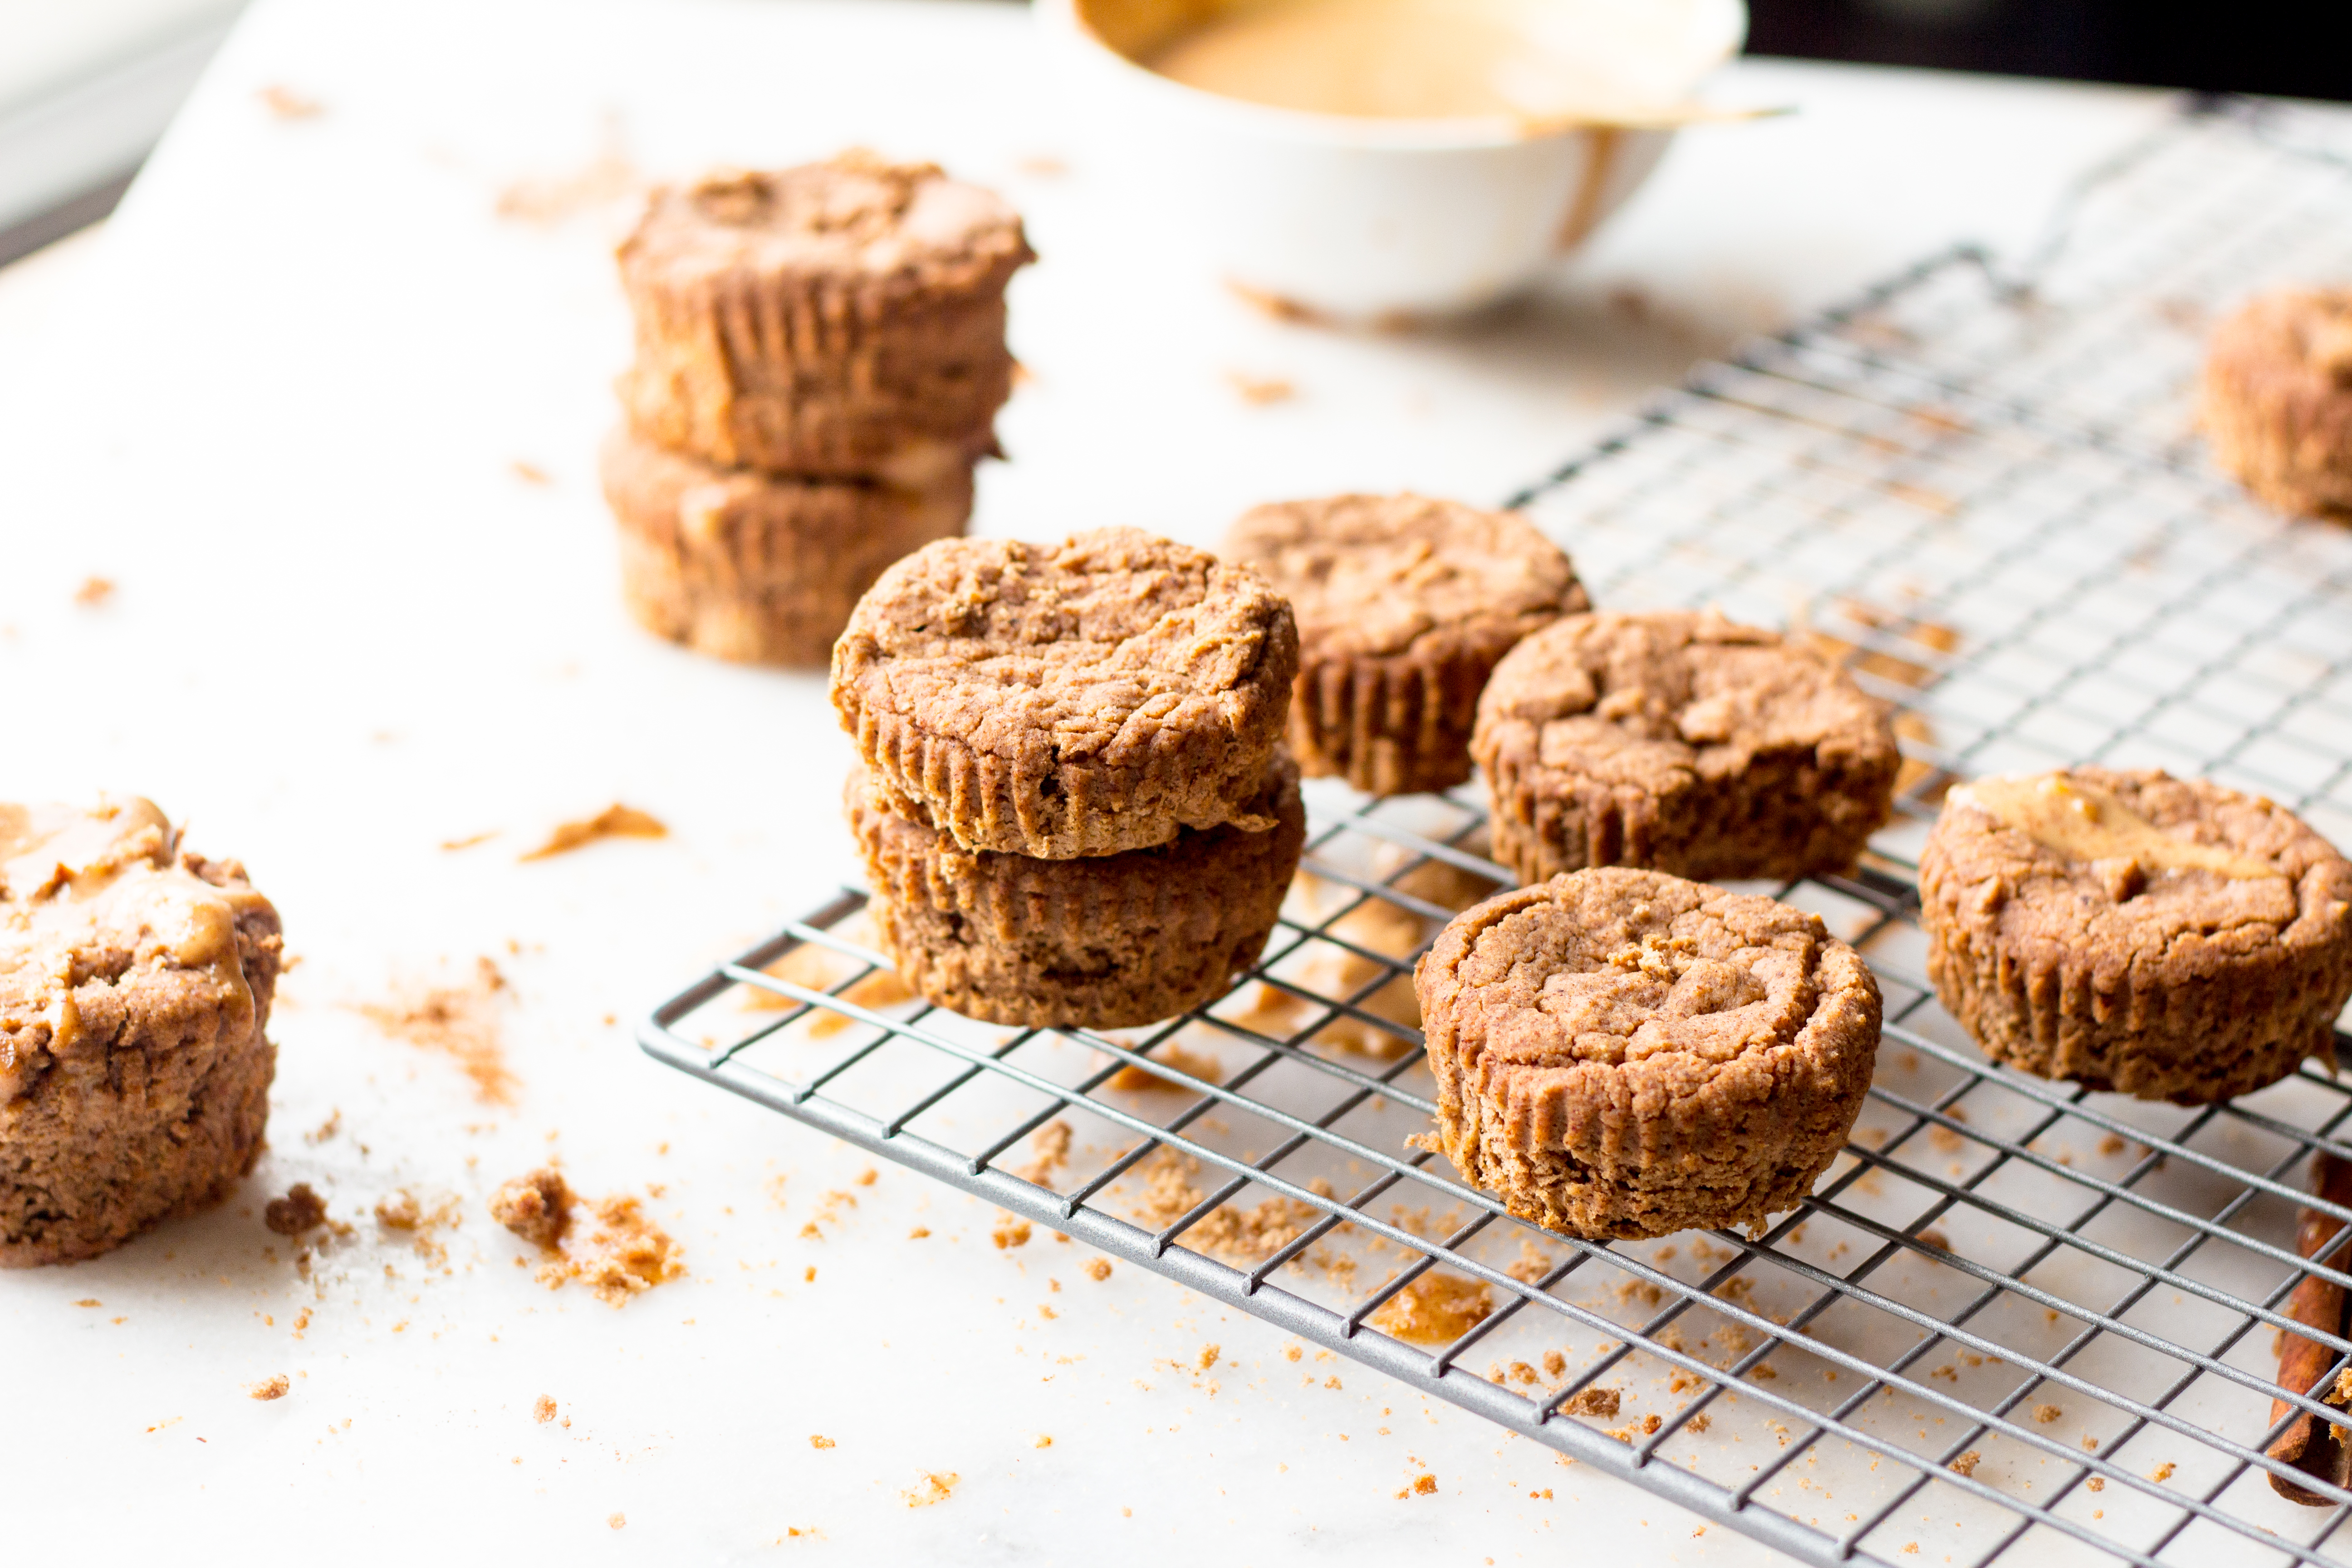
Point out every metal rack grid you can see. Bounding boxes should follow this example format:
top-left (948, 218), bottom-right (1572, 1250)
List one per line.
top-left (638, 97), bottom-right (2352, 1568)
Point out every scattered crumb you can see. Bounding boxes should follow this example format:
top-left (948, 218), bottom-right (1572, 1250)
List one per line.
top-left (1406, 1474), bottom-right (1438, 1497)
top-left (358, 956), bottom-right (517, 1102)
top-left (909, 1226), bottom-right (931, 1240)
top-left (2087, 1476), bottom-right (2104, 1492)
top-left (1369, 1274), bottom-right (1492, 1345)
top-left (520, 804), bottom-right (666, 862)
top-left (608, 1514), bottom-right (625, 1530)
top-left (510, 460), bottom-right (551, 485)
top-left (993, 1215), bottom-right (1033, 1250)
top-left (264, 1184), bottom-right (328, 1236)
top-left (1562, 1387), bottom-right (1621, 1420)
top-left (1950, 1451), bottom-right (1980, 1477)
top-left (1197, 1343), bottom-right (1220, 1372)
top-left (73, 576), bottom-right (114, 607)
top-left (497, 137), bottom-right (640, 226)
top-left (490, 1168), bottom-right (576, 1249)
top-left (374, 1191), bottom-right (422, 1230)
top-left (2098, 1134), bottom-right (2127, 1157)
top-left (2033, 1404), bottom-right (2062, 1425)
top-left (1226, 279), bottom-right (1338, 327)
top-left (2083, 1435), bottom-right (2099, 1451)
top-left (1016, 154), bottom-right (1068, 177)
top-left (1915, 1228), bottom-right (1950, 1252)
top-left (2150, 1461), bottom-right (2174, 1483)
top-left (901, 1471), bottom-right (958, 1508)
top-left (1541, 1350), bottom-right (1566, 1377)
top-left (255, 84), bottom-right (321, 119)
top-left (247, 1375), bottom-right (290, 1401)
top-left (307, 1108), bottom-right (341, 1143)
top-left (1688, 1413), bottom-right (1711, 1434)
top-left (1018, 1122), bottom-right (1073, 1186)
top-left (438, 831), bottom-right (497, 852)
top-left (1104, 1039), bottom-right (1222, 1092)
top-left (745, 914), bottom-right (911, 1031)
top-left (1225, 370), bottom-right (1295, 406)
top-left (1123, 1149), bottom-right (1318, 1265)
top-left (533, 1395), bottom-right (557, 1424)
top-left (810, 1435), bottom-right (835, 1450)
top-left (1034, 1435), bottom-right (1053, 1448)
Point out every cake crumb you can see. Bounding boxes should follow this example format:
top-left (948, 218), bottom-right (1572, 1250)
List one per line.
top-left (1104, 1041), bottom-right (1222, 1093)
top-left (1083, 1259), bottom-right (1112, 1281)
top-left (1688, 1413), bottom-right (1711, 1434)
top-left (521, 804), bottom-right (666, 862)
top-left (74, 576), bottom-right (115, 607)
top-left (255, 84), bottom-right (321, 119)
top-left (2033, 1404), bottom-right (2062, 1424)
top-left (2150, 1461), bottom-right (2174, 1483)
top-left (993, 1215), bottom-right (1033, 1250)
top-left (1562, 1387), bottom-right (1621, 1420)
top-left (543, 1196), bottom-right (686, 1306)
top-left (510, 460), bottom-right (550, 485)
top-left (1410, 1474), bottom-right (1438, 1496)
top-left (901, 1471), bottom-right (958, 1508)
top-left (1284, 1345), bottom-right (1302, 1362)
top-left (74, 1299), bottom-right (99, 1308)
top-left (490, 1168), bottom-right (576, 1249)
top-left (265, 1184), bottom-right (328, 1236)
top-left (359, 956), bottom-right (517, 1103)
top-left (533, 1396), bottom-right (557, 1424)
top-left (1950, 1450), bottom-right (1980, 1477)
top-left (1034, 1435), bottom-right (1053, 1448)
top-left (375, 1191), bottom-right (422, 1230)
top-left (1369, 1274), bottom-right (1493, 1344)
top-left (810, 1435), bottom-right (835, 1449)
top-left (909, 1226), bottom-right (931, 1240)
top-left (247, 1375), bottom-right (290, 1401)
top-left (2087, 1477), bottom-right (2104, 1492)
top-left (608, 1513), bottom-right (625, 1530)
top-left (1197, 1343), bottom-right (1220, 1372)
top-left (1018, 1121), bottom-right (1073, 1184)
top-left (1225, 371), bottom-right (1296, 406)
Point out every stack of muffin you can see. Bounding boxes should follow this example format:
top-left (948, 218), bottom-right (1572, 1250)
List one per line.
top-left (602, 152), bottom-right (1034, 666)
top-left (828, 528), bottom-right (1306, 1030)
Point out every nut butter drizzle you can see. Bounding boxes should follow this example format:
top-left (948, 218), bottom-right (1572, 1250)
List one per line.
top-left (0, 799), bottom-right (261, 1069)
top-left (2270, 1152), bottom-right (2352, 1505)
top-left (1949, 773), bottom-right (2281, 881)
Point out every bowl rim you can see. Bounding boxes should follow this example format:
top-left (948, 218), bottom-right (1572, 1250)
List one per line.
top-left (1035, 0), bottom-right (1748, 153)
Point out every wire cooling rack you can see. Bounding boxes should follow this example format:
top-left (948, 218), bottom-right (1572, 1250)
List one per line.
top-left (640, 97), bottom-right (2352, 1567)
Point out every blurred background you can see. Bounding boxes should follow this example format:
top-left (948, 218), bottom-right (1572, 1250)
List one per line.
top-left (0, 0), bottom-right (2339, 267)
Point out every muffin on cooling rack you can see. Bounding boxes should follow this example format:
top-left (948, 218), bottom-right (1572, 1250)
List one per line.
top-left (1471, 609), bottom-right (1900, 886)
top-left (831, 528), bottom-right (1300, 859)
top-left (846, 754), bottom-right (1305, 1029)
top-left (1, 799), bottom-right (282, 1266)
top-left (1920, 768), bottom-right (2352, 1103)
top-left (616, 152), bottom-right (1033, 484)
top-left (2201, 289), bottom-right (2352, 520)
top-left (1416, 867), bottom-right (1882, 1239)
top-left (599, 427), bottom-right (970, 666)
top-left (1221, 492), bottom-right (1588, 797)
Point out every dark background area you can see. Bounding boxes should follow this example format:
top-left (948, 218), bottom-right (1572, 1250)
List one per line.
top-left (1747, 0), bottom-right (2347, 101)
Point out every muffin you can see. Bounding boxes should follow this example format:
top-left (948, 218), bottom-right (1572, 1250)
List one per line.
top-left (1473, 609), bottom-right (1900, 885)
top-left (599, 426), bottom-right (970, 666)
top-left (2201, 289), bottom-right (2352, 520)
top-left (1223, 492), bottom-right (1588, 796)
top-left (1, 799), bottom-right (283, 1266)
top-left (1416, 867), bottom-right (1882, 1238)
top-left (848, 754), bottom-right (1305, 1029)
top-left (1920, 769), bottom-right (2352, 1103)
top-left (831, 528), bottom-right (1300, 859)
top-left (615, 153), bottom-right (1033, 481)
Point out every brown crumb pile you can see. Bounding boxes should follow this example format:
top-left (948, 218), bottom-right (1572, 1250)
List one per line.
top-left (490, 1167), bottom-right (576, 1249)
top-left (520, 804), bottom-right (667, 862)
top-left (1368, 1274), bottom-right (1494, 1345)
top-left (1950, 1450), bottom-right (1981, 1477)
top-left (1127, 1150), bottom-right (1317, 1265)
top-left (515, 1189), bottom-right (686, 1308)
top-left (901, 1471), bottom-right (959, 1508)
top-left (248, 1374), bottom-right (290, 1401)
top-left (358, 956), bottom-right (517, 1103)
top-left (745, 914), bottom-right (911, 1033)
top-left (1104, 1039), bottom-right (1223, 1093)
top-left (376, 1188), bottom-right (464, 1266)
top-left (74, 575), bottom-right (115, 607)
top-left (265, 1184), bottom-right (328, 1236)
top-left (1561, 1387), bottom-right (1622, 1420)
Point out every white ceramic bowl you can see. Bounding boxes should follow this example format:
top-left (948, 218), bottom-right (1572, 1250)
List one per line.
top-left (1037, 0), bottom-right (1746, 320)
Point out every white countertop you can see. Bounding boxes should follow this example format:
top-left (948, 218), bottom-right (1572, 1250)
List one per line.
top-left (0, 2), bottom-right (2174, 1559)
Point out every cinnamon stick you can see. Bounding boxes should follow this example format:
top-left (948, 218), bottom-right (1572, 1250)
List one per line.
top-left (2269, 1152), bottom-right (2352, 1505)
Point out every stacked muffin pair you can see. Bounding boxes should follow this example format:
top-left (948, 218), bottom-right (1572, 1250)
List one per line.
top-left (602, 152), bottom-right (1033, 665)
top-left (828, 528), bottom-right (1307, 1029)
